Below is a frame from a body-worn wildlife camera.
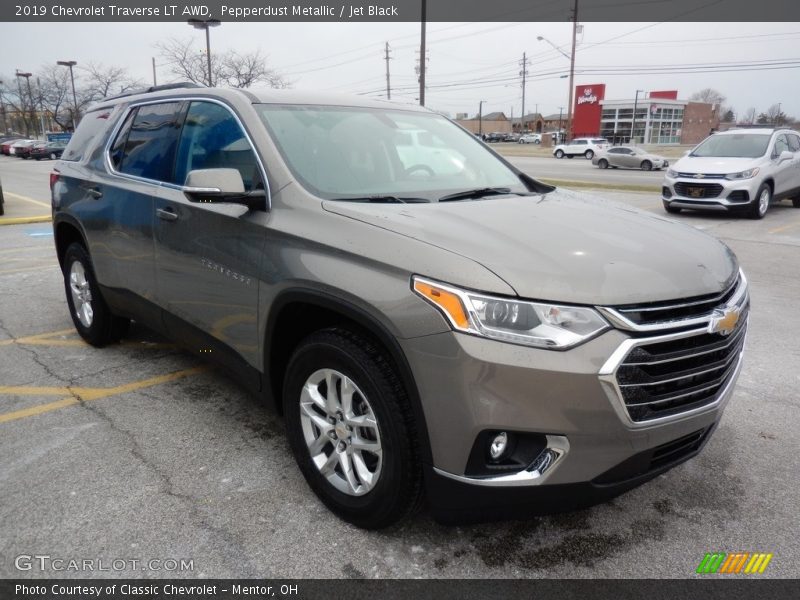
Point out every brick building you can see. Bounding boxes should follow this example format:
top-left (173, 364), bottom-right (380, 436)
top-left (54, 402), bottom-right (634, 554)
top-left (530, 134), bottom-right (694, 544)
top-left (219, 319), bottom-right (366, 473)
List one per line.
top-left (571, 85), bottom-right (719, 145)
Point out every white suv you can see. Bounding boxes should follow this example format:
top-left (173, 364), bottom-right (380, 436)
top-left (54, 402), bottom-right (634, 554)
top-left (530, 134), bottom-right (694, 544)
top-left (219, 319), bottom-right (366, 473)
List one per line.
top-left (663, 128), bottom-right (800, 219)
top-left (553, 137), bottom-right (609, 159)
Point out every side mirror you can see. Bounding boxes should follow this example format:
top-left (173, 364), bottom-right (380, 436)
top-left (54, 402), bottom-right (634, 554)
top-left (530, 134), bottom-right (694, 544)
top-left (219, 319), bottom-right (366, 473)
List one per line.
top-left (778, 150), bottom-right (794, 163)
top-left (183, 168), bottom-right (266, 211)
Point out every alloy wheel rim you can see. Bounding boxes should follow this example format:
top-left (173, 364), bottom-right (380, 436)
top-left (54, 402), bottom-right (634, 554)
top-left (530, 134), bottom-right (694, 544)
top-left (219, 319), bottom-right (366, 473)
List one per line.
top-left (69, 261), bottom-right (93, 327)
top-left (759, 189), bottom-right (769, 215)
top-left (299, 368), bottom-right (382, 496)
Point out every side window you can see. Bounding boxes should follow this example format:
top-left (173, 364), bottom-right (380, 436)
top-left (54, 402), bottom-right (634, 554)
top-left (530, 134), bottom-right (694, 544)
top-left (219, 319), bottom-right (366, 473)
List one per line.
top-left (174, 101), bottom-right (262, 191)
top-left (608, 148), bottom-right (622, 154)
top-left (787, 134), bottom-right (800, 152)
top-left (62, 108), bottom-right (115, 162)
top-left (118, 102), bottom-right (184, 182)
top-left (774, 134), bottom-right (789, 156)
top-left (109, 108), bottom-right (136, 170)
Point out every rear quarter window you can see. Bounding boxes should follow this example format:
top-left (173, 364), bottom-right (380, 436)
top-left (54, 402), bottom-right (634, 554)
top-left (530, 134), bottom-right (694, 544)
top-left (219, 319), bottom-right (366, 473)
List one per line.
top-left (61, 108), bottom-right (116, 162)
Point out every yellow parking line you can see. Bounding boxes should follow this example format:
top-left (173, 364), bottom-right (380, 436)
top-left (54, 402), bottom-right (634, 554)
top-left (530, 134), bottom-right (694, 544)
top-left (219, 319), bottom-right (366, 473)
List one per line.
top-left (0, 328), bottom-right (77, 347)
top-left (0, 215), bottom-right (52, 226)
top-left (0, 366), bottom-right (208, 424)
top-left (769, 220), bottom-right (800, 234)
top-left (4, 191), bottom-right (51, 208)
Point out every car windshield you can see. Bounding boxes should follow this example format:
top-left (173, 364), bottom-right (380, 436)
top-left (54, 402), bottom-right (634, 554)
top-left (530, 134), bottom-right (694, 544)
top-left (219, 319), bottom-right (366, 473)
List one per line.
top-left (691, 133), bottom-right (771, 158)
top-left (256, 104), bottom-right (528, 201)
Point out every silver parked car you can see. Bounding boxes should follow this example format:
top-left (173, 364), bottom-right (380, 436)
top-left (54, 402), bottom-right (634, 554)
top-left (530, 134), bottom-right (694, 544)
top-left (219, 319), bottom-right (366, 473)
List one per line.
top-left (663, 128), bottom-right (800, 219)
top-left (593, 146), bottom-right (669, 171)
top-left (52, 86), bottom-right (748, 528)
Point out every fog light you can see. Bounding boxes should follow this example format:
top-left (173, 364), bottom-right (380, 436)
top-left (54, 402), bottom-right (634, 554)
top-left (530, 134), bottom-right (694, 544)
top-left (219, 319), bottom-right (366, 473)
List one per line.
top-left (488, 432), bottom-right (508, 461)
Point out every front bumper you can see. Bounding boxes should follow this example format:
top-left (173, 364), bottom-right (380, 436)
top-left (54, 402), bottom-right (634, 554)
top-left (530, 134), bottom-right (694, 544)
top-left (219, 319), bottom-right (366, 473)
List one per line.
top-left (662, 175), bottom-right (757, 211)
top-left (401, 315), bottom-right (744, 516)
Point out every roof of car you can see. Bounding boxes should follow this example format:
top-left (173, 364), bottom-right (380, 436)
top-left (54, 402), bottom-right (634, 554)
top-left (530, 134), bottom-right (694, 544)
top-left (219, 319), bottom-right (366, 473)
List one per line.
top-left (92, 84), bottom-right (431, 114)
top-left (717, 128), bottom-right (785, 135)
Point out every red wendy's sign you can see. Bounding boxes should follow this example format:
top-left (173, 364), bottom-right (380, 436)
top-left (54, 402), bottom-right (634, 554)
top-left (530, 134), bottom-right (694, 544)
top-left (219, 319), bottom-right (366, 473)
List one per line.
top-left (572, 83), bottom-right (605, 136)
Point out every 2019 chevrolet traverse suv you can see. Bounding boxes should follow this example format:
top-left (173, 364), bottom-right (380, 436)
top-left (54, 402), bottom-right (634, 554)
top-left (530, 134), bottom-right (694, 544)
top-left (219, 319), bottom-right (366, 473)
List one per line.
top-left (51, 85), bottom-right (749, 528)
top-left (663, 128), bottom-right (800, 218)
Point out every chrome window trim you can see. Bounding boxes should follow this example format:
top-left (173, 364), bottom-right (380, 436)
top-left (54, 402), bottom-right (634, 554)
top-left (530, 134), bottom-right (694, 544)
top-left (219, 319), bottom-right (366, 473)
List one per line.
top-left (597, 269), bottom-right (747, 333)
top-left (102, 96), bottom-right (272, 210)
top-left (598, 318), bottom-right (748, 429)
top-left (433, 435), bottom-right (569, 487)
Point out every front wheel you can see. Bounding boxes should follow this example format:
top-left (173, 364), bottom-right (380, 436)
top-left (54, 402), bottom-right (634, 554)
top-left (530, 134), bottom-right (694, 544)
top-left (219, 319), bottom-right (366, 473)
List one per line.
top-left (641, 160), bottom-right (652, 171)
top-left (748, 183), bottom-right (771, 219)
top-left (584, 150), bottom-right (594, 159)
top-left (63, 243), bottom-right (130, 346)
top-left (283, 328), bottom-right (423, 529)
top-left (598, 159), bottom-right (609, 169)
top-left (554, 149), bottom-right (564, 159)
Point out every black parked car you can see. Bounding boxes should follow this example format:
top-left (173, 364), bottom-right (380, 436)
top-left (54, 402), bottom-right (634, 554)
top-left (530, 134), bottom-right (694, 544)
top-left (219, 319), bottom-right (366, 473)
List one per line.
top-left (484, 132), bottom-right (506, 143)
top-left (30, 141), bottom-right (66, 160)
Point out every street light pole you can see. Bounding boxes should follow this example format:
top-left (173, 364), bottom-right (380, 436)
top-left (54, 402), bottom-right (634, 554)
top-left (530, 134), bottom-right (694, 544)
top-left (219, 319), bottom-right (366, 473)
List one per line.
top-left (57, 60), bottom-right (78, 131)
top-left (16, 71), bottom-right (35, 137)
top-left (479, 100), bottom-right (486, 138)
top-left (188, 19), bottom-right (221, 86)
top-left (558, 107), bottom-right (563, 142)
top-left (419, 0), bottom-right (427, 106)
top-left (631, 89), bottom-right (643, 145)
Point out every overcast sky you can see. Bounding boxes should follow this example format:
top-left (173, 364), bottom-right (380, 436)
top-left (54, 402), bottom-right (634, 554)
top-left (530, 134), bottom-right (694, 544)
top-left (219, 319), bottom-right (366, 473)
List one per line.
top-left (1, 21), bottom-right (798, 119)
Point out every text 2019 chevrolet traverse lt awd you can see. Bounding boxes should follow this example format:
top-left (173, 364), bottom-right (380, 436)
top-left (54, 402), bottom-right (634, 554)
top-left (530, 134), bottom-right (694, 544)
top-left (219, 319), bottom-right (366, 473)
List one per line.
top-left (51, 85), bottom-right (748, 528)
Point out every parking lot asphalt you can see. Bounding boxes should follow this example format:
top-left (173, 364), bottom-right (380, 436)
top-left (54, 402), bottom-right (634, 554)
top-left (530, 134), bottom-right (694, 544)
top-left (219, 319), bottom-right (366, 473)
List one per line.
top-left (0, 155), bottom-right (799, 578)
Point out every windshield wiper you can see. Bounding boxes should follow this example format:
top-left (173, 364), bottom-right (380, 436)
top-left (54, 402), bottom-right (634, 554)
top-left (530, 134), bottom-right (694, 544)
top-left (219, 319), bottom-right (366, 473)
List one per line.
top-left (331, 195), bottom-right (430, 204)
top-left (438, 187), bottom-right (532, 202)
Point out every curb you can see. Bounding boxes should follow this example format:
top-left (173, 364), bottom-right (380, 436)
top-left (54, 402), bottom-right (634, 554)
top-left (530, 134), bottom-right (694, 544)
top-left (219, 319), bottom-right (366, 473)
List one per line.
top-left (0, 215), bottom-right (52, 226)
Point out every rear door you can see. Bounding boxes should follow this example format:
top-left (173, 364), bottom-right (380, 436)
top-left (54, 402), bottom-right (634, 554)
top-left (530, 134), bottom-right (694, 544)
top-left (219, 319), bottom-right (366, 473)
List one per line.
top-left (771, 134), bottom-right (794, 196)
top-left (154, 99), bottom-right (267, 376)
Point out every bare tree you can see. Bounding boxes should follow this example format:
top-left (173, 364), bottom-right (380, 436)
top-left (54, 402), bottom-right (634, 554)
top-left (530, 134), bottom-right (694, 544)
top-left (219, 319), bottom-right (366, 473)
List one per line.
top-left (0, 77), bottom-right (28, 134)
top-left (80, 62), bottom-right (144, 103)
top-left (689, 88), bottom-right (726, 106)
top-left (742, 107), bottom-right (756, 124)
top-left (765, 103), bottom-right (787, 125)
top-left (156, 37), bottom-right (288, 89)
top-left (219, 49), bottom-right (289, 89)
top-left (37, 64), bottom-right (73, 130)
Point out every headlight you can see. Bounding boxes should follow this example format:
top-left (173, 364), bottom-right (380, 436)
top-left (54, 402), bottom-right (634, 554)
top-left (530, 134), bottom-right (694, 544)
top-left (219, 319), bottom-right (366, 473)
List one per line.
top-left (725, 167), bottom-right (759, 180)
top-left (413, 276), bottom-right (609, 350)
top-left (666, 168), bottom-right (678, 178)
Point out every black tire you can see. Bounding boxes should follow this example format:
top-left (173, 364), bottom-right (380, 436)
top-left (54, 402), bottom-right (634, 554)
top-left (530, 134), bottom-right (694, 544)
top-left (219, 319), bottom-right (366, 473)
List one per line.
top-left (63, 243), bottom-right (130, 347)
top-left (641, 160), bottom-right (652, 171)
top-left (584, 150), bottom-right (594, 159)
top-left (748, 183), bottom-right (771, 219)
top-left (283, 328), bottom-right (423, 529)
top-left (0, 186), bottom-right (4, 216)
top-left (554, 149), bottom-right (564, 159)
top-left (663, 200), bottom-right (681, 214)
top-left (792, 198), bottom-right (800, 208)
top-left (598, 159), bottom-right (609, 169)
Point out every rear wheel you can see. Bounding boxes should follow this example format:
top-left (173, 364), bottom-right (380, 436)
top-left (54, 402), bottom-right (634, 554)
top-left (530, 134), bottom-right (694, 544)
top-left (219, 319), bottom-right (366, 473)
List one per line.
top-left (283, 328), bottom-right (422, 529)
top-left (63, 243), bottom-right (130, 346)
top-left (555, 149), bottom-right (564, 159)
top-left (748, 183), bottom-right (771, 219)
top-left (598, 159), bottom-right (609, 169)
top-left (663, 200), bottom-right (681, 214)
top-left (641, 160), bottom-right (652, 171)
top-left (584, 150), bottom-right (594, 159)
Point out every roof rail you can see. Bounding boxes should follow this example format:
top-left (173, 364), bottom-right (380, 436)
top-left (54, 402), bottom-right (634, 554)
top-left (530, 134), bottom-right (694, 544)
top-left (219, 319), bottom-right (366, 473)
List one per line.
top-left (102, 82), bottom-right (205, 102)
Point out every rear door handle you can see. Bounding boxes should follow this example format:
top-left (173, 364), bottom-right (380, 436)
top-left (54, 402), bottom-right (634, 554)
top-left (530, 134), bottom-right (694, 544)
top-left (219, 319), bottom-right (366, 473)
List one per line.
top-left (156, 207), bottom-right (178, 222)
top-left (86, 187), bottom-right (102, 199)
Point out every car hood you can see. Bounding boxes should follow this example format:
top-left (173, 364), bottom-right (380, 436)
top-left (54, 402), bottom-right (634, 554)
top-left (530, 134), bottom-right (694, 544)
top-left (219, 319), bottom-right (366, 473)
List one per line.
top-left (323, 190), bottom-right (738, 305)
top-left (672, 155), bottom-right (759, 174)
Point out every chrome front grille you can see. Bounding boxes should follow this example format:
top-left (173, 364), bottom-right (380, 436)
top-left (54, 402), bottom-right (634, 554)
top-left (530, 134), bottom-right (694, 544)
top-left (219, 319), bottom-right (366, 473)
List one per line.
top-left (615, 312), bottom-right (747, 422)
top-left (599, 269), bottom-right (749, 425)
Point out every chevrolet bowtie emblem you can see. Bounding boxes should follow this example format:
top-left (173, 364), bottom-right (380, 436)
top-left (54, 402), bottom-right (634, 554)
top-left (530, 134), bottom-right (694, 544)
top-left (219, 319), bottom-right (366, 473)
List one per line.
top-left (708, 307), bottom-right (740, 336)
top-left (694, 173), bottom-right (706, 179)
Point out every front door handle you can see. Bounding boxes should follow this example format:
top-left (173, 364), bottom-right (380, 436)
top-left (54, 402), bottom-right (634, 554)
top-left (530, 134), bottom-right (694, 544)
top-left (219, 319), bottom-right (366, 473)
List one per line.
top-left (156, 207), bottom-right (178, 222)
top-left (86, 187), bottom-right (103, 199)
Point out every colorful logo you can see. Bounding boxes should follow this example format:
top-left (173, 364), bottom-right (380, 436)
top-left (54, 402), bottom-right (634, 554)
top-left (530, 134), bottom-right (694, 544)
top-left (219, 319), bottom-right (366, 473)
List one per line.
top-left (697, 552), bottom-right (773, 574)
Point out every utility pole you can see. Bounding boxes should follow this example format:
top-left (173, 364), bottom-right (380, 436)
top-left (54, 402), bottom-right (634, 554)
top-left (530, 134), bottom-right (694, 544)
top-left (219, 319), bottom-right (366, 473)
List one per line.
top-left (152, 57), bottom-right (157, 86)
top-left (384, 42), bottom-right (392, 100)
top-left (519, 52), bottom-right (529, 133)
top-left (478, 100), bottom-right (486, 138)
top-left (566, 0), bottom-right (578, 142)
top-left (419, 0), bottom-right (427, 106)
top-left (558, 107), bottom-right (564, 142)
top-left (631, 89), bottom-right (643, 144)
